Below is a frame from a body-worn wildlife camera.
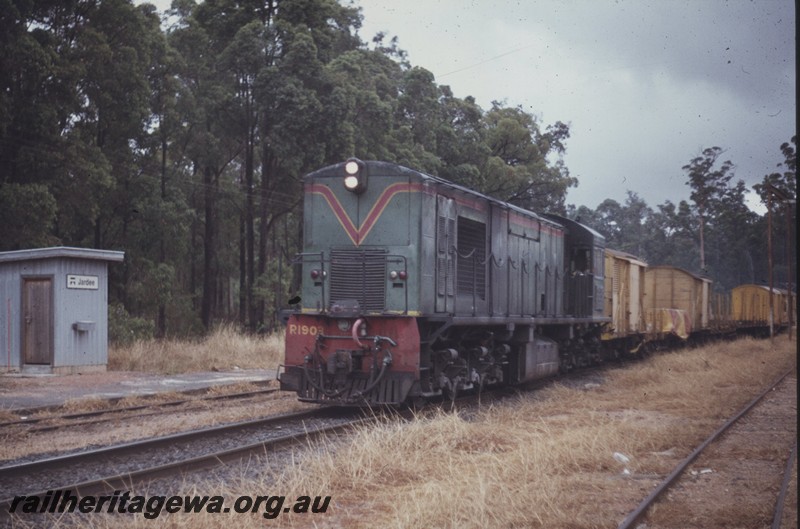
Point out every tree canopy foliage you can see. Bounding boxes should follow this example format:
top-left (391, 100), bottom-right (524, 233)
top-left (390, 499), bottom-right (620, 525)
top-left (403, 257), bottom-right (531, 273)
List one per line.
top-left (1, 0), bottom-right (794, 338)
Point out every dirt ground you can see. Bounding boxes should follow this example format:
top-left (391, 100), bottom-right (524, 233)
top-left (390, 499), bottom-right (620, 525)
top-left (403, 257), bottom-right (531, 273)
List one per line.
top-left (642, 374), bottom-right (797, 529)
top-left (0, 369), bottom-right (275, 412)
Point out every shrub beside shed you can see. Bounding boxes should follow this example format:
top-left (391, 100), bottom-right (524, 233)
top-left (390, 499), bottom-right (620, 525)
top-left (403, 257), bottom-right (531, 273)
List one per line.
top-left (0, 247), bottom-right (124, 374)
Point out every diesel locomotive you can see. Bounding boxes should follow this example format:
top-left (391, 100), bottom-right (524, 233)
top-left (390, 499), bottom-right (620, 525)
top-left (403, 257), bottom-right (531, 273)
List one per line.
top-left (278, 159), bottom-right (611, 405)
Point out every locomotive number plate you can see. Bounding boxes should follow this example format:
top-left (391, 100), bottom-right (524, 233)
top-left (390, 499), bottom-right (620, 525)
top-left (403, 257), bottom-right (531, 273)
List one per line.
top-left (288, 324), bottom-right (324, 336)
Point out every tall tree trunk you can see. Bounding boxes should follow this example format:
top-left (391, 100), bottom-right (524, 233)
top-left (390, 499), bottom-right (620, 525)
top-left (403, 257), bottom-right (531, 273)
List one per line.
top-left (698, 209), bottom-right (706, 272)
top-left (156, 131), bottom-right (168, 338)
top-left (258, 144), bottom-right (277, 331)
top-left (245, 127), bottom-right (256, 333)
top-left (239, 205), bottom-right (246, 326)
top-left (201, 164), bottom-right (216, 331)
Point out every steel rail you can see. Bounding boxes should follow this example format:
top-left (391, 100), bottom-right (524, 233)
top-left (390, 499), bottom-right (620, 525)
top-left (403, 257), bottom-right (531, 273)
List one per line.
top-left (771, 439), bottom-right (797, 529)
top-left (617, 367), bottom-right (794, 529)
top-left (0, 387), bottom-right (278, 429)
top-left (0, 406), bottom-right (354, 506)
top-left (0, 411), bottom-right (376, 519)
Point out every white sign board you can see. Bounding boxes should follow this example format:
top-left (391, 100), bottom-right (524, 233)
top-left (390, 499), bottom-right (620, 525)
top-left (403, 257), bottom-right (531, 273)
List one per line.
top-left (67, 274), bottom-right (99, 290)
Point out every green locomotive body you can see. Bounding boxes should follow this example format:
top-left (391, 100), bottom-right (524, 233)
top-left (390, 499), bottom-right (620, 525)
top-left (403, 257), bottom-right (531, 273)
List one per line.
top-left (280, 160), bottom-right (610, 405)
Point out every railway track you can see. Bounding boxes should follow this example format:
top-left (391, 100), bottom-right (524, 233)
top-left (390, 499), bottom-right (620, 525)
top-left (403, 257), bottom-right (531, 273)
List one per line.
top-left (0, 385), bottom-right (279, 432)
top-left (618, 368), bottom-right (797, 529)
top-left (0, 406), bottom-right (376, 523)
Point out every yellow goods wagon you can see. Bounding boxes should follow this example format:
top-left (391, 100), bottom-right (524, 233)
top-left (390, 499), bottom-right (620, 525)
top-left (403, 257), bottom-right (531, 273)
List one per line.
top-left (603, 249), bottom-right (647, 340)
top-left (731, 284), bottom-right (795, 326)
top-left (643, 266), bottom-right (711, 335)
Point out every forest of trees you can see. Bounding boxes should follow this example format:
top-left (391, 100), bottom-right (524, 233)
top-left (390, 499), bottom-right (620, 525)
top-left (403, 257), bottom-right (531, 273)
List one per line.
top-left (0, 0), bottom-right (795, 341)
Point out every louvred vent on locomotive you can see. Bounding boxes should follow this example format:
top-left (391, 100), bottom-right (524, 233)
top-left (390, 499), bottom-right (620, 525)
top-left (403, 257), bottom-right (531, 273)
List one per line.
top-left (330, 248), bottom-right (387, 312)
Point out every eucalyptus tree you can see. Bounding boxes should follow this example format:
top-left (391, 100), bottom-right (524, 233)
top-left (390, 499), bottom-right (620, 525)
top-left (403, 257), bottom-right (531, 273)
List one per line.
top-left (168, 0), bottom-right (246, 330)
top-left (682, 146), bottom-right (735, 273)
top-left (1, 0), bottom-right (161, 252)
top-left (436, 91), bottom-right (488, 187)
top-left (322, 47), bottom-right (403, 161)
top-left (251, 0), bottom-right (363, 330)
top-left (480, 102), bottom-right (575, 212)
top-left (0, 0), bottom-right (62, 249)
top-left (753, 136), bottom-right (797, 289)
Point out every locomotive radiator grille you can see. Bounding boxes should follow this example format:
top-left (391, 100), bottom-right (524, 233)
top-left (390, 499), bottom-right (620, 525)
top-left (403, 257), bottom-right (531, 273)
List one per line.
top-left (330, 248), bottom-right (388, 312)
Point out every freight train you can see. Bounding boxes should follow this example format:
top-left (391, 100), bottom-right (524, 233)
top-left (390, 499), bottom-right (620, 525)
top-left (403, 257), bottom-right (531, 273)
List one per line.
top-left (278, 159), bottom-right (795, 406)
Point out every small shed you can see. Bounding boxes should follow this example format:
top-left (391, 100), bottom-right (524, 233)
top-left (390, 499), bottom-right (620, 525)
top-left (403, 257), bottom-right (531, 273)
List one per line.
top-left (0, 247), bottom-right (124, 374)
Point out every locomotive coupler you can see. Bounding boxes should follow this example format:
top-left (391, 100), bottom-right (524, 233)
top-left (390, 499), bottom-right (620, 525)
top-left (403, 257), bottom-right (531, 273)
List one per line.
top-left (327, 350), bottom-right (354, 375)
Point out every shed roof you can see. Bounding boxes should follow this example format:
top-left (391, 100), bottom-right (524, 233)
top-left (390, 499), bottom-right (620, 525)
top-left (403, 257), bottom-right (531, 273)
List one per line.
top-left (0, 246), bottom-right (125, 264)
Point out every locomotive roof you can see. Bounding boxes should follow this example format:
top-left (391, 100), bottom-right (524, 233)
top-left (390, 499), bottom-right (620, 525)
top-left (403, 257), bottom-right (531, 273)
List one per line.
top-left (541, 213), bottom-right (605, 243)
top-left (306, 160), bottom-right (573, 231)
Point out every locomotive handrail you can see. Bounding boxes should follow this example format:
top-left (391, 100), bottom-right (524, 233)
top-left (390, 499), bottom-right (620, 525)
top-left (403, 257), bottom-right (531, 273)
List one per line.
top-left (545, 265), bottom-right (551, 316)
top-left (453, 247), bottom-right (476, 259)
top-left (521, 259), bottom-right (530, 317)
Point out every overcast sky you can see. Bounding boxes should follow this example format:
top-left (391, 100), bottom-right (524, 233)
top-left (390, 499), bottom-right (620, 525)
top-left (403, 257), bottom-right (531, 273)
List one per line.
top-left (351, 0), bottom-right (795, 212)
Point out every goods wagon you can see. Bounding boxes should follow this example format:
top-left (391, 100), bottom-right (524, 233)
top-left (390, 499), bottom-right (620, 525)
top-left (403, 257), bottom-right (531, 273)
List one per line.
top-left (643, 266), bottom-right (711, 340)
top-left (732, 284), bottom-right (796, 329)
top-left (602, 249), bottom-right (647, 349)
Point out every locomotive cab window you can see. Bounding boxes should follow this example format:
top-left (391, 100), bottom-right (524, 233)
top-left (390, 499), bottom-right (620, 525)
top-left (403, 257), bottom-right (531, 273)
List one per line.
top-left (456, 216), bottom-right (486, 299)
top-left (571, 248), bottom-right (591, 275)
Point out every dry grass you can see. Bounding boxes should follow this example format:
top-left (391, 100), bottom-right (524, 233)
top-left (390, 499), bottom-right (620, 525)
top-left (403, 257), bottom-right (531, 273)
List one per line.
top-left (266, 337), bottom-right (796, 529)
top-left (108, 325), bottom-right (284, 374)
top-left (17, 337), bottom-right (797, 529)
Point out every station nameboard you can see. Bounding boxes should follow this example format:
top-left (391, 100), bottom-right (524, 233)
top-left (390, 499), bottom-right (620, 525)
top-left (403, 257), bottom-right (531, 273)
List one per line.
top-left (67, 274), bottom-right (99, 290)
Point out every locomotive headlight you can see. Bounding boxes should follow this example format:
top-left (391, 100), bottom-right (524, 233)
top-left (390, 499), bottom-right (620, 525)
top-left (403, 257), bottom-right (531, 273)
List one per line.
top-left (343, 158), bottom-right (367, 194)
top-left (344, 160), bottom-right (360, 175)
top-left (344, 175), bottom-right (359, 190)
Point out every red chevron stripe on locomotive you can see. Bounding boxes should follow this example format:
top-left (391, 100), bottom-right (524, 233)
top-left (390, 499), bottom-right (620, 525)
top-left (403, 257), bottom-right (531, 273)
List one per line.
top-left (307, 182), bottom-right (423, 245)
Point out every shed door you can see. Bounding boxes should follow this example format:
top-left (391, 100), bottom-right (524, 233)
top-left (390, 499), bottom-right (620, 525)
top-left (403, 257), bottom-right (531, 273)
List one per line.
top-left (22, 278), bottom-right (53, 365)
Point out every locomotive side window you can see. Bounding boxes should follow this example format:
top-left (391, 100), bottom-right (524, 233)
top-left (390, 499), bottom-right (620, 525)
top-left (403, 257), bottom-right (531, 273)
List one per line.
top-left (456, 217), bottom-right (487, 299)
top-left (572, 248), bottom-right (590, 274)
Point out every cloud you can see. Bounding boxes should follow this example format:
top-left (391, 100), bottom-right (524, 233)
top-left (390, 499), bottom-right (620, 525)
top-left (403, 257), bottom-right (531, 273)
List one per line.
top-left (356, 0), bottom-right (795, 211)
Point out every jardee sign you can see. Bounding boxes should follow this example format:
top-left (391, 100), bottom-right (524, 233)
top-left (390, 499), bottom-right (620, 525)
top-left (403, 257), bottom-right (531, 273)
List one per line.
top-left (67, 274), bottom-right (99, 290)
